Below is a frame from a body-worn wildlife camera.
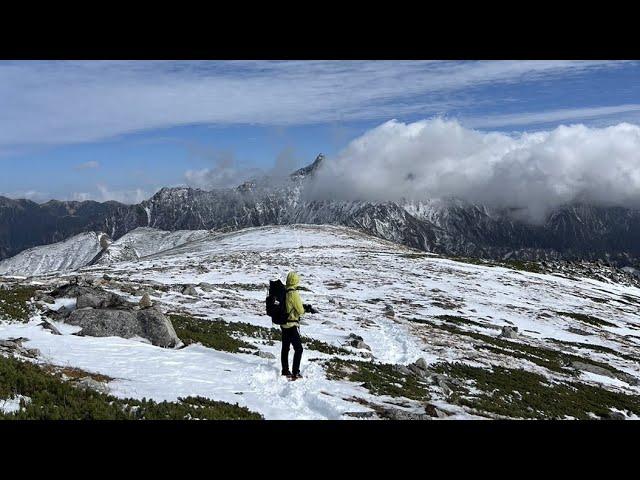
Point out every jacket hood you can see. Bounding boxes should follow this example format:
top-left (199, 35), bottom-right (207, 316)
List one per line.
top-left (286, 271), bottom-right (300, 289)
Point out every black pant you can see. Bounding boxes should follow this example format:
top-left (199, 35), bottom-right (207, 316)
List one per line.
top-left (281, 326), bottom-right (303, 375)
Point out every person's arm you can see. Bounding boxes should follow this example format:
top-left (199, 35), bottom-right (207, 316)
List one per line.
top-left (292, 291), bottom-right (305, 317)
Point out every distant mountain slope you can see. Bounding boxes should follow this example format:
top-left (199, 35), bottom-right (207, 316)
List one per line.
top-left (91, 227), bottom-right (211, 265)
top-left (2, 154), bottom-right (640, 267)
top-left (0, 196), bottom-right (145, 260)
top-left (0, 227), bottom-right (216, 276)
top-left (0, 231), bottom-right (108, 277)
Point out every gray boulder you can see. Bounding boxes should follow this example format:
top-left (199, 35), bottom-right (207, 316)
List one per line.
top-left (570, 361), bottom-right (617, 379)
top-left (394, 365), bottom-right (413, 376)
top-left (407, 358), bottom-right (432, 378)
top-left (0, 338), bottom-right (39, 358)
top-left (499, 326), bottom-right (519, 339)
top-left (375, 406), bottom-right (432, 420)
top-left (38, 320), bottom-right (62, 335)
top-left (50, 283), bottom-right (96, 299)
top-left (35, 292), bottom-right (55, 304)
top-left (182, 285), bottom-right (198, 296)
top-left (76, 291), bottom-right (128, 309)
top-left (139, 292), bottom-right (153, 309)
top-left (47, 305), bottom-right (74, 321)
top-left (66, 307), bottom-right (180, 348)
top-left (26, 347), bottom-right (41, 357)
top-left (353, 341), bottom-right (371, 350)
top-left (414, 357), bottom-right (430, 371)
top-left (345, 334), bottom-right (371, 351)
top-left (75, 377), bottom-right (109, 395)
top-left (568, 327), bottom-right (591, 336)
top-left (198, 282), bottom-right (216, 292)
top-left (424, 404), bottom-right (449, 418)
top-left (136, 308), bottom-right (180, 348)
top-left (607, 411), bottom-right (626, 420)
top-left (257, 351), bottom-right (276, 359)
top-left (570, 361), bottom-right (640, 386)
top-left (343, 411), bottom-right (376, 419)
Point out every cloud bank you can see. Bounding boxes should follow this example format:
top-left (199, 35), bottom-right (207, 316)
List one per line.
top-left (306, 119), bottom-right (640, 222)
top-left (184, 147), bottom-right (303, 190)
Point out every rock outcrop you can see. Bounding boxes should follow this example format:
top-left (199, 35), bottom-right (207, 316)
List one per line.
top-left (48, 281), bottom-right (179, 348)
top-left (67, 307), bottom-right (180, 348)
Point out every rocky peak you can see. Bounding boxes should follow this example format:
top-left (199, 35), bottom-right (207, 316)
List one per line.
top-left (290, 153), bottom-right (325, 178)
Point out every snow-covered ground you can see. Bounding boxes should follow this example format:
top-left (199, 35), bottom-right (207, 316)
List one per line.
top-left (2, 224), bottom-right (640, 419)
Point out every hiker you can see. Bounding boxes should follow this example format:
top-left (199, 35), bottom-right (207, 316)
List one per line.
top-left (281, 271), bottom-right (305, 380)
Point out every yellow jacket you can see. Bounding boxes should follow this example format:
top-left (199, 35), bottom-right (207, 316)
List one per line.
top-left (283, 271), bottom-right (304, 329)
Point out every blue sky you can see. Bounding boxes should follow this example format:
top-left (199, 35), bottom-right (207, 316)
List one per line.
top-left (1, 60), bottom-right (639, 203)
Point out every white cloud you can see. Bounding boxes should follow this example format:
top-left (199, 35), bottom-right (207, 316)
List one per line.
top-left (74, 160), bottom-right (100, 170)
top-left (95, 184), bottom-right (150, 204)
top-left (0, 60), bottom-right (625, 150)
top-left (307, 119), bottom-right (640, 222)
top-left (183, 146), bottom-right (302, 190)
top-left (71, 192), bottom-right (92, 201)
top-left (0, 190), bottom-right (51, 202)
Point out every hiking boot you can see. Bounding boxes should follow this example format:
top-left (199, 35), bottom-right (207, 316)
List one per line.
top-left (282, 371), bottom-right (293, 377)
top-left (290, 373), bottom-right (303, 380)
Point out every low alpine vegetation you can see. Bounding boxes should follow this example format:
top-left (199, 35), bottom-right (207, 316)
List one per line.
top-left (325, 359), bottom-right (430, 401)
top-left (432, 362), bottom-right (640, 419)
top-left (170, 314), bottom-right (259, 353)
top-left (0, 286), bottom-right (37, 322)
top-left (556, 311), bottom-right (617, 328)
top-left (170, 314), bottom-right (352, 357)
top-left (420, 320), bottom-right (626, 376)
top-left (434, 314), bottom-right (487, 329)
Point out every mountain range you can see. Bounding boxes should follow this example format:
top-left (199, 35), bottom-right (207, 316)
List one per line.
top-left (2, 154), bottom-right (640, 267)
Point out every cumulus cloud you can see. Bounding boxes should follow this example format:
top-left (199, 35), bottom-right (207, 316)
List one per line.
top-left (183, 150), bottom-right (263, 189)
top-left (184, 147), bottom-right (303, 190)
top-left (306, 119), bottom-right (640, 222)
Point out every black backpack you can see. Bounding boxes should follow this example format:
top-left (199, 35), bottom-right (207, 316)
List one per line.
top-left (266, 279), bottom-right (288, 325)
